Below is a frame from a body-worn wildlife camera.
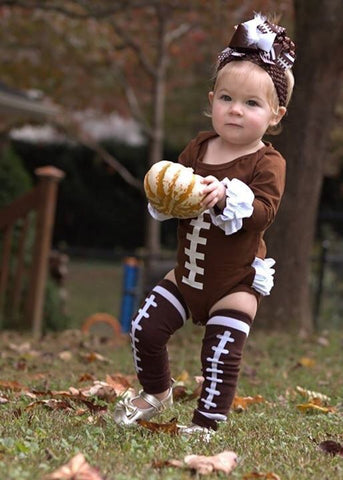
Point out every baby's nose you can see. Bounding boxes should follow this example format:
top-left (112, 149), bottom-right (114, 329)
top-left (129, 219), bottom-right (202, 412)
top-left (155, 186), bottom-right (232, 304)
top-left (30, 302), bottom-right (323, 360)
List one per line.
top-left (229, 102), bottom-right (243, 115)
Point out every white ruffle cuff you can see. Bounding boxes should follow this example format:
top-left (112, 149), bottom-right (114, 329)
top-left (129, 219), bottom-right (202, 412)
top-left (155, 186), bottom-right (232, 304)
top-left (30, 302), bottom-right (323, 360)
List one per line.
top-left (252, 257), bottom-right (275, 296)
top-left (148, 203), bottom-right (173, 221)
top-left (209, 178), bottom-right (254, 235)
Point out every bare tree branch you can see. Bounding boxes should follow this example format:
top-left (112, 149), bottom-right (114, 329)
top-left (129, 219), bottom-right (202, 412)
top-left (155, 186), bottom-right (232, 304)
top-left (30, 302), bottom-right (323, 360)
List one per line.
top-left (165, 23), bottom-right (193, 45)
top-left (53, 112), bottom-right (144, 194)
top-left (124, 82), bottom-right (153, 139)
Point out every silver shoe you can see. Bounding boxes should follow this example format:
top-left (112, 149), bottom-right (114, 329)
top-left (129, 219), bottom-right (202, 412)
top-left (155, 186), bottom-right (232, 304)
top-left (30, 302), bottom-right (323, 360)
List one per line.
top-left (177, 423), bottom-right (215, 442)
top-left (113, 388), bottom-right (173, 426)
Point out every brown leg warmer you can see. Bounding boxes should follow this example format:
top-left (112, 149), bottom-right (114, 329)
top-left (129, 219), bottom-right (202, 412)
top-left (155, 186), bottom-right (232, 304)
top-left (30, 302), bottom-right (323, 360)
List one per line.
top-left (192, 309), bottom-right (253, 430)
top-left (130, 279), bottom-right (189, 394)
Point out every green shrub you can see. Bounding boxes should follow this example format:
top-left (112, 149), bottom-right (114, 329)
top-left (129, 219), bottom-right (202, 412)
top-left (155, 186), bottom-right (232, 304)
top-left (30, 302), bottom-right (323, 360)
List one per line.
top-left (0, 145), bottom-right (32, 208)
top-left (0, 145), bottom-right (69, 331)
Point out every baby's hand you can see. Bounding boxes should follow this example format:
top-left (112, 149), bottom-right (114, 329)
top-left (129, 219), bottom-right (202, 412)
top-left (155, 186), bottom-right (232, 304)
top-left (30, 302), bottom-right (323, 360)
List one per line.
top-left (201, 176), bottom-right (226, 210)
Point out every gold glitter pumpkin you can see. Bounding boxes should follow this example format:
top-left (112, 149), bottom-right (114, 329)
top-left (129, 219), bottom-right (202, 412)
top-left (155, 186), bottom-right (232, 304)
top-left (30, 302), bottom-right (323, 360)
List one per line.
top-left (144, 161), bottom-right (206, 219)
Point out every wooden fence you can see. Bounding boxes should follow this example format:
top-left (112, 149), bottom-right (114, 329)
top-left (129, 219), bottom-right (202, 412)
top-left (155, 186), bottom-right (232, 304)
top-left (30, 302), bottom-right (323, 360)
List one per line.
top-left (0, 166), bottom-right (64, 338)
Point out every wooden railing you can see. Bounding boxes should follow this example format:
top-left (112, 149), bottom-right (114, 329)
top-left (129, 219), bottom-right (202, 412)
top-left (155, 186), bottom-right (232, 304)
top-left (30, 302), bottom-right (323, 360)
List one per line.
top-left (0, 166), bottom-right (64, 338)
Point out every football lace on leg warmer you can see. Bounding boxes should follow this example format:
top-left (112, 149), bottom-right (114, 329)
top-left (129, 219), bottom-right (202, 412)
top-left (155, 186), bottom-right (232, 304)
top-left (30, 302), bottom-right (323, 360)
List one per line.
top-left (130, 279), bottom-right (188, 394)
top-left (192, 309), bottom-right (252, 430)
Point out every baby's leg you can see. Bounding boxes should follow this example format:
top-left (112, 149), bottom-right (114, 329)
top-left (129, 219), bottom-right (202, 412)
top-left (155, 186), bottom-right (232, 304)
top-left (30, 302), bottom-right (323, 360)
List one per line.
top-left (130, 279), bottom-right (188, 395)
top-left (192, 308), bottom-right (252, 430)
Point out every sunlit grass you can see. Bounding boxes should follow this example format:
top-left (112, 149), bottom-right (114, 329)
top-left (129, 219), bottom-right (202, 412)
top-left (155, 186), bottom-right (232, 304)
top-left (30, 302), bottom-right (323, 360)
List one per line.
top-left (66, 258), bottom-right (123, 328)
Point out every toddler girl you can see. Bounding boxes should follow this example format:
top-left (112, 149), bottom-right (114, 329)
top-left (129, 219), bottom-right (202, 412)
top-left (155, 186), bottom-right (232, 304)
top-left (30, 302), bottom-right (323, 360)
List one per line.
top-left (114, 13), bottom-right (295, 436)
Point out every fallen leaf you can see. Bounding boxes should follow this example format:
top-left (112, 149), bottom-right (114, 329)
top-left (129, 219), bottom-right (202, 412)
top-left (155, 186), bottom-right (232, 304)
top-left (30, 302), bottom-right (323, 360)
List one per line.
top-left (232, 395), bottom-right (265, 412)
top-left (25, 399), bottom-right (73, 412)
top-left (0, 394), bottom-right (9, 404)
top-left (317, 336), bottom-right (329, 347)
top-left (137, 417), bottom-right (179, 435)
top-left (173, 383), bottom-right (202, 402)
top-left (58, 351), bottom-right (73, 361)
top-left (8, 342), bottom-right (32, 353)
top-left (296, 402), bottom-right (336, 414)
top-left (174, 370), bottom-right (190, 384)
top-left (318, 440), bottom-right (343, 456)
top-left (81, 381), bottom-right (118, 401)
top-left (184, 451), bottom-right (237, 475)
top-left (152, 458), bottom-right (184, 469)
top-left (194, 376), bottom-right (205, 384)
top-left (298, 357), bottom-right (316, 368)
top-left (80, 352), bottom-right (108, 363)
top-left (243, 472), bottom-right (281, 479)
top-left (296, 386), bottom-right (331, 404)
top-left (105, 373), bottom-right (132, 390)
top-left (0, 380), bottom-right (29, 392)
top-left (78, 373), bottom-right (96, 382)
top-left (44, 452), bottom-right (104, 479)
top-left (78, 399), bottom-right (107, 414)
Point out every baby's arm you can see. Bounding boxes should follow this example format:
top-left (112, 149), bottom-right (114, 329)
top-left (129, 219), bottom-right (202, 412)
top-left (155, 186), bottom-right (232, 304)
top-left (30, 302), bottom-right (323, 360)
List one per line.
top-left (205, 152), bottom-right (286, 235)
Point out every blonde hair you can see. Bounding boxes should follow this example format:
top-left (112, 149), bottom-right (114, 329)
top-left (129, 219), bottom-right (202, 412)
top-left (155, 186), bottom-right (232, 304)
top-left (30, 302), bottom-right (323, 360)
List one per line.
top-left (210, 61), bottom-right (295, 135)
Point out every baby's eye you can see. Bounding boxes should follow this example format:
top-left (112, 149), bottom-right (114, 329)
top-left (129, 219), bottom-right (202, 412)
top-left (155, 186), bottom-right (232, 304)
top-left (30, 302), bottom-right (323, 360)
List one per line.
top-left (247, 99), bottom-right (259, 107)
top-left (220, 94), bottom-right (231, 102)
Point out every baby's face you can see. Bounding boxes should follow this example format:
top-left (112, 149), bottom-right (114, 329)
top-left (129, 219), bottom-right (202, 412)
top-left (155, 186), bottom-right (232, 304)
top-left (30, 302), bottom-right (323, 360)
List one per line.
top-left (209, 62), bottom-right (285, 148)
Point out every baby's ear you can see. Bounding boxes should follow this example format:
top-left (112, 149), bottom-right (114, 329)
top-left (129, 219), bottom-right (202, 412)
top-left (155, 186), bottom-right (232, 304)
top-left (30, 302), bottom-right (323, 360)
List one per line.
top-left (270, 106), bottom-right (287, 126)
top-left (208, 91), bottom-right (214, 105)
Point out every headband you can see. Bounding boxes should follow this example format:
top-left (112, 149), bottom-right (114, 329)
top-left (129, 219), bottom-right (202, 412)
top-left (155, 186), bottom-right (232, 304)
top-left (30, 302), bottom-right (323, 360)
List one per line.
top-left (217, 13), bottom-right (296, 106)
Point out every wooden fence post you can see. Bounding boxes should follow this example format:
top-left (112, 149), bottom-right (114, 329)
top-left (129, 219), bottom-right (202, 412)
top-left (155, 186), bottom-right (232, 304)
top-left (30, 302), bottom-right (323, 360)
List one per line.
top-left (25, 166), bottom-right (65, 338)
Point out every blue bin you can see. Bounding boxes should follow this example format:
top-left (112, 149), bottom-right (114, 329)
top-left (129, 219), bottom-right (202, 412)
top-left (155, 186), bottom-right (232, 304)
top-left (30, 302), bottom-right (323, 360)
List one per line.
top-left (119, 257), bottom-right (140, 333)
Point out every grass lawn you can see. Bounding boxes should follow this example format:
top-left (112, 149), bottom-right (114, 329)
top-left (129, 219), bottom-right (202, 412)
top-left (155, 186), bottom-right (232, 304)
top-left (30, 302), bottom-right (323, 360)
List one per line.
top-left (0, 258), bottom-right (342, 479)
top-left (66, 258), bottom-right (123, 329)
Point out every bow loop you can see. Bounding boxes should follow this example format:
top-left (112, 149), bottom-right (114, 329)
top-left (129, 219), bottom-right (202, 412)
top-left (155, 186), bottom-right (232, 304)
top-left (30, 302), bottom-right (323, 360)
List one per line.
top-left (229, 16), bottom-right (277, 53)
top-left (218, 13), bottom-right (295, 72)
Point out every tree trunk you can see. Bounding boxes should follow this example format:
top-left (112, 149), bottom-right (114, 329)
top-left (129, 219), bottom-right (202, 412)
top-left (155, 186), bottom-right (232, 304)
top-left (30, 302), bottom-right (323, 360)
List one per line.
top-left (144, 8), bottom-right (168, 275)
top-left (258, 0), bottom-right (343, 332)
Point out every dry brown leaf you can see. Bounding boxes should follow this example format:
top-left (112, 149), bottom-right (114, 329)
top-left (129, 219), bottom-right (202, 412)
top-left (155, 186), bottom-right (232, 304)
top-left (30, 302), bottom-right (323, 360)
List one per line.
top-left (243, 472), bottom-right (281, 479)
top-left (173, 383), bottom-right (202, 402)
top-left (137, 417), bottom-right (179, 435)
top-left (0, 380), bottom-right (29, 392)
top-left (0, 394), bottom-right (9, 404)
top-left (152, 458), bottom-right (184, 469)
top-left (58, 351), bottom-right (73, 361)
top-left (318, 440), bottom-right (343, 456)
top-left (80, 352), bottom-right (108, 363)
top-left (105, 373), bottom-right (132, 390)
top-left (44, 452), bottom-right (104, 479)
top-left (317, 336), bottom-right (329, 347)
top-left (8, 341), bottom-right (32, 353)
top-left (296, 386), bottom-right (331, 404)
top-left (184, 451), bottom-right (237, 475)
top-left (174, 370), bottom-right (190, 384)
top-left (25, 399), bottom-right (73, 412)
top-left (296, 402), bottom-right (336, 414)
top-left (298, 357), bottom-right (316, 368)
top-left (232, 394), bottom-right (265, 412)
top-left (78, 373), bottom-right (96, 382)
top-left (80, 381), bottom-right (118, 401)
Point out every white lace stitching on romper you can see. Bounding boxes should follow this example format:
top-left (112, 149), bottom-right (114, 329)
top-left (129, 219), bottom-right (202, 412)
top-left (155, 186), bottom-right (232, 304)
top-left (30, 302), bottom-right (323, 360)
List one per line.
top-left (182, 212), bottom-right (211, 290)
top-left (130, 286), bottom-right (188, 374)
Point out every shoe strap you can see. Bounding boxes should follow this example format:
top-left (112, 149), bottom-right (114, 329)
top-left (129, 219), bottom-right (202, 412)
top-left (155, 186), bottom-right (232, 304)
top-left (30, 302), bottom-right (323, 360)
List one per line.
top-left (140, 390), bottom-right (168, 411)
